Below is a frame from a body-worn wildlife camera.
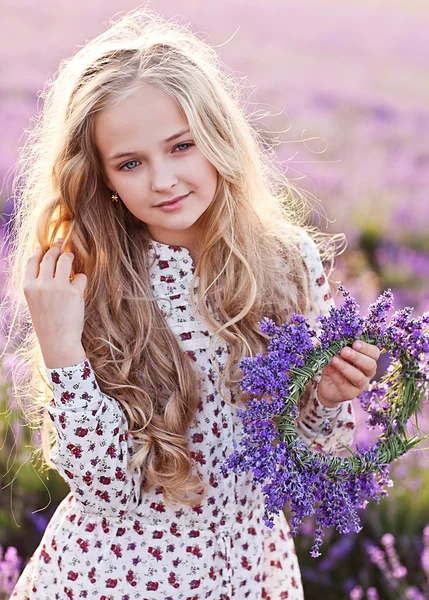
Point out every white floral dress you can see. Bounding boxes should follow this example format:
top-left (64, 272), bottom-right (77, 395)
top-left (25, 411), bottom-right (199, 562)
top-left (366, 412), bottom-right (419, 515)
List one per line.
top-left (12, 230), bottom-right (355, 600)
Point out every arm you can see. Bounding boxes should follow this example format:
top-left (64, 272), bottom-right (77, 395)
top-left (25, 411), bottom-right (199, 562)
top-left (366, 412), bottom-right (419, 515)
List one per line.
top-left (293, 230), bottom-right (356, 452)
top-left (46, 358), bottom-right (142, 516)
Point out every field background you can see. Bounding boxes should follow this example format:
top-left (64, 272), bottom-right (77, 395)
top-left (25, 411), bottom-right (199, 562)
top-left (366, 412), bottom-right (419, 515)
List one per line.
top-left (1, 1), bottom-right (429, 598)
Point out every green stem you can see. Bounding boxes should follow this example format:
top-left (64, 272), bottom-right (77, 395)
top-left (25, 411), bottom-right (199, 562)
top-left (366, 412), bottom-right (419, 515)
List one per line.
top-left (276, 334), bottom-right (428, 479)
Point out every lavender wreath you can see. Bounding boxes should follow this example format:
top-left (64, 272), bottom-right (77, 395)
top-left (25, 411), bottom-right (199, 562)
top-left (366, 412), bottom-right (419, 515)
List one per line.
top-left (221, 285), bottom-right (429, 557)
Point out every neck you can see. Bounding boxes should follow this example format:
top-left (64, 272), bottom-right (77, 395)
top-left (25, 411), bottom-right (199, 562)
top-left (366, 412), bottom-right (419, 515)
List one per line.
top-left (149, 231), bottom-right (200, 265)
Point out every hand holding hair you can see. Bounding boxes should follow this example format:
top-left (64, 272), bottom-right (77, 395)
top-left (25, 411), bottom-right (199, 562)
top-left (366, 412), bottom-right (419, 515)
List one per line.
top-left (23, 238), bottom-right (87, 369)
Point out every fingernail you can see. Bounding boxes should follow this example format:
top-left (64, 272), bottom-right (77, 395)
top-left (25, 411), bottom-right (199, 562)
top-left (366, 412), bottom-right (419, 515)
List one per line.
top-left (354, 341), bottom-right (362, 350)
top-left (56, 238), bottom-right (64, 243)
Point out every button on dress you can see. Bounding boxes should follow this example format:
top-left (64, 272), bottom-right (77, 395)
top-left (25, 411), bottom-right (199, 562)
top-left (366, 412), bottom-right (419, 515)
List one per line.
top-left (12, 230), bottom-right (356, 599)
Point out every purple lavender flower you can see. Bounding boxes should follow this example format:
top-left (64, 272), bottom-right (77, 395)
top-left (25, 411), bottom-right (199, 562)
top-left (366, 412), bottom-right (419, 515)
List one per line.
top-left (350, 586), bottom-right (364, 600)
top-left (358, 382), bottom-right (391, 431)
top-left (361, 528), bottom-right (429, 599)
top-left (421, 525), bottom-right (429, 580)
top-left (222, 284), bottom-right (429, 556)
top-left (316, 284), bottom-right (365, 348)
top-left (366, 542), bottom-right (389, 572)
top-left (381, 532), bottom-right (408, 579)
top-left (364, 289), bottom-right (394, 339)
top-left (0, 545), bottom-right (23, 597)
top-left (405, 587), bottom-right (426, 600)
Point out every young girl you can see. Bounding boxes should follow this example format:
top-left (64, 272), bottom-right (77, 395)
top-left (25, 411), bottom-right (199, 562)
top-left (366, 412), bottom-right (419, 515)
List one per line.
top-left (6, 6), bottom-right (380, 599)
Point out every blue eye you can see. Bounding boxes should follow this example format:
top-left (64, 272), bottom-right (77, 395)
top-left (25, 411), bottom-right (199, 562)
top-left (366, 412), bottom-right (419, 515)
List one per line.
top-left (174, 142), bottom-right (194, 152)
top-left (120, 160), bottom-right (140, 171)
top-left (119, 143), bottom-right (194, 171)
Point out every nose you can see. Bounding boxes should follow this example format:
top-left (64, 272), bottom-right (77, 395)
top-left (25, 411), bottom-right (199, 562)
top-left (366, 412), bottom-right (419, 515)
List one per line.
top-left (150, 159), bottom-right (179, 193)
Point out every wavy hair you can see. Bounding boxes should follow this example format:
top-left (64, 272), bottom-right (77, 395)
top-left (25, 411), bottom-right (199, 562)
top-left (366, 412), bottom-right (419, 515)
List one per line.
top-left (2, 6), bottom-right (342, 506)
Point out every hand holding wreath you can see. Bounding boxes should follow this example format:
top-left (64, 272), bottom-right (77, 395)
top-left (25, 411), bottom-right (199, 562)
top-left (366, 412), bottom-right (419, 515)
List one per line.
top-left (318, 340), bottom-right (381, 408)
top-left (221, 285), bottom-right (429, 557)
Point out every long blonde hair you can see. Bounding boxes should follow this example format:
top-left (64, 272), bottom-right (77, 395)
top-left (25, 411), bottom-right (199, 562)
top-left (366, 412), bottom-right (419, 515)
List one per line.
top-left (2, 6), bottom-right (340, 506)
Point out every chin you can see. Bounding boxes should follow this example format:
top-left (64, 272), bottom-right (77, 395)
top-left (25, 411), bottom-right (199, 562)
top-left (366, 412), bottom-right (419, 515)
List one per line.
top-left (160, 217), bottom-right (201, 231)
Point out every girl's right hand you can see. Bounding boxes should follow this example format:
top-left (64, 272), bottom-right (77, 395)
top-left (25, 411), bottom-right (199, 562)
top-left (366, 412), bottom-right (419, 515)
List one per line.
top-left (23, 239), bottom-right (88, 368)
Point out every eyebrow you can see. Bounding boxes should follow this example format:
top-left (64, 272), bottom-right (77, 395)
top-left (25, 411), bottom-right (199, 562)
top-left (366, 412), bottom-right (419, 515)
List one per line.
top-left (107, 128), bottom-right (191, 162)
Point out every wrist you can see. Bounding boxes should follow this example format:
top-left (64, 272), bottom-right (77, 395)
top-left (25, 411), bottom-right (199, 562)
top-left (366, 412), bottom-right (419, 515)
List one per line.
top-left (316, 388), bottom-right (343, 409)
top-left (43, 345), bottom-right (87, 369)
top-left (318, 398), bottom-right (342, 409)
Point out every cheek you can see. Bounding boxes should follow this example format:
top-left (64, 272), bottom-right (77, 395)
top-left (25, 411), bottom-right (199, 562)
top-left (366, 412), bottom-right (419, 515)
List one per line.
top-left (120, 193), bottom-right (151, 217)
top-left (199, 159), bottom-right (218, 190)
top-left (192, 151), bottom-right (217, 177)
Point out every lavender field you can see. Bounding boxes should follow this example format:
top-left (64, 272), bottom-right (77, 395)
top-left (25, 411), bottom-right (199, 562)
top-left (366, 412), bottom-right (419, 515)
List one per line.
top-left (1, 0), bottom-right (429, 598)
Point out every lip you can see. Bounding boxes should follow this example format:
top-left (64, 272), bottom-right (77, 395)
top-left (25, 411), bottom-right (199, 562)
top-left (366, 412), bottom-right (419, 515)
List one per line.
top-left (155, 193), bottom-right (189, 207)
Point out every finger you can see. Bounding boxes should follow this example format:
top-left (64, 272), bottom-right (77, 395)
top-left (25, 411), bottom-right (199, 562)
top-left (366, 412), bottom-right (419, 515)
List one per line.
top-left (352, 340), bottom-right (381, 361)
top-left (24, 245), bottom-right (44, 283)
top-left (324, 364), bottom-right (359, 398)
top-left (339, 346), bottom-right (377, 378)
top-left (54, 252), bottom-right (75, 284)
top-left (70, 272), bottom-right (87, 295)
top-left (330, 356), bottom-right (368, 390)
top-left (38, 241), bottom-right (64, 280)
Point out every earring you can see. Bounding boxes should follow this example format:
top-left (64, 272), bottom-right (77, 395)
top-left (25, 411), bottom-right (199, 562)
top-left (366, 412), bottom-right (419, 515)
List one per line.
top-left (111, 191), bottom-right (119, 202)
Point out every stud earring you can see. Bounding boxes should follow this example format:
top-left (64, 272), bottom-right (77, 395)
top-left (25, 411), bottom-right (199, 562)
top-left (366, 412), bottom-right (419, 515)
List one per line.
top-left (111, 191), bottom-right (119, 202)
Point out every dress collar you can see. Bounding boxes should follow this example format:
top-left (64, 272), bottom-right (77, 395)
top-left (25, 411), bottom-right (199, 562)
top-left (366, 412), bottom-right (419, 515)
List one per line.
top-left (148, 239), bottom-right (196, 275)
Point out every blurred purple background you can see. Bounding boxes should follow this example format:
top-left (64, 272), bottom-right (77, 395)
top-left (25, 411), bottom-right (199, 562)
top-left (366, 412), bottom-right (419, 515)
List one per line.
top-left (1, 1), bottom-right (429, 597)
top-left (2, 1), bottom-right (429, 302)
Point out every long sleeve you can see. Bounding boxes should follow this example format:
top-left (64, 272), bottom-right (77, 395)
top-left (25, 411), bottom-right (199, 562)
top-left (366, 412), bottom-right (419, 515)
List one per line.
top-left (45, 358), bottom-right (142, 516)
top-left (293, 230), bottom-right (356, 452)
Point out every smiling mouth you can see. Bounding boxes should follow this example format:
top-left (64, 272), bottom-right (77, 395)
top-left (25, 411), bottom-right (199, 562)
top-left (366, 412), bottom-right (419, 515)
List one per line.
top-left (155, 193), bottom-right (190, 207)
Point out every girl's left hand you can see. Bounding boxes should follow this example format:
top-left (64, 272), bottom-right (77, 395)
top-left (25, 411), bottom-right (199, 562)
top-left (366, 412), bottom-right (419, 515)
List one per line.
top-left (317, 340), bottom-right (381, 408)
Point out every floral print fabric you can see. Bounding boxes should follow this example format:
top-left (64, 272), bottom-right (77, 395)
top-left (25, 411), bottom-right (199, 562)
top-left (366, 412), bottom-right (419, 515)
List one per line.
top-left (12, 230), bottom-right (355, 599)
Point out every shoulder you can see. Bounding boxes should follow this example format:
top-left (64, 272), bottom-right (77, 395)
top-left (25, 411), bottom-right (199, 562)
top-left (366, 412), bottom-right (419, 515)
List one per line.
top-left (289, 227), bottom-right (331, 304)
top-left (272, 224), bottom-right (324, 280)
top-left (288, 226), bottom-right (323, 271)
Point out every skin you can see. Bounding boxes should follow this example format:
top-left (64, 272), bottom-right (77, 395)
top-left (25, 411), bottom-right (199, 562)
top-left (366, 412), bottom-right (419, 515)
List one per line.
top-left (92, 82), bottom-right (380, 405)
top-left (318, 340), bottom-right (380, 408)
top-left (24, 240), bottom-right (87, 369)
top-left (94, 83), bottom-right (219, 264)
top-left (25, 83), bottom-right (380, 390)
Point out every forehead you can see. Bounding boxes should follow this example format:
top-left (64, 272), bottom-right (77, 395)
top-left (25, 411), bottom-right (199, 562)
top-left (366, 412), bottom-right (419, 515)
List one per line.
top-left (94, 84), bottom-right (188, 153)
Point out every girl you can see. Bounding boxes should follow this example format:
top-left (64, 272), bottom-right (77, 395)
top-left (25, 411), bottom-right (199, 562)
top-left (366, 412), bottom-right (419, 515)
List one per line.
top-left (5, 6), bottom-right (380, 599)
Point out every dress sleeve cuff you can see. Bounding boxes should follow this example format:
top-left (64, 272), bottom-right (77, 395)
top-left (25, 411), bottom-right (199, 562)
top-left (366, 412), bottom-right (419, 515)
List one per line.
top-left (46, 358), bottom-right (102, 410)
top-left (313, 383), bottom-right (343, 418)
